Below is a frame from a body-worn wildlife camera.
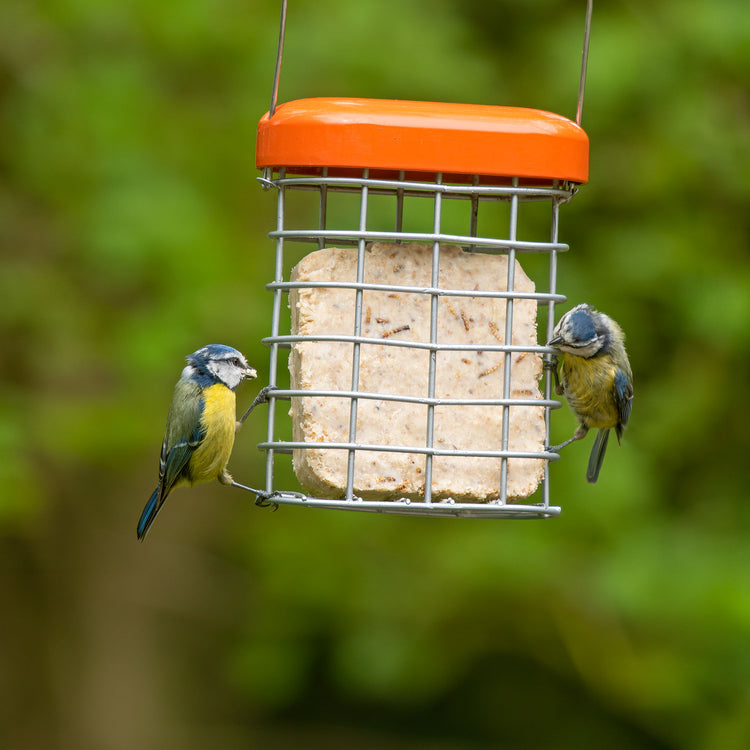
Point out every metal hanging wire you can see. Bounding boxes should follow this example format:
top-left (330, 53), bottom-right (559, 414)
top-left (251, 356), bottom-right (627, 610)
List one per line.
top-left (265, 0), bottom-right (593, 126)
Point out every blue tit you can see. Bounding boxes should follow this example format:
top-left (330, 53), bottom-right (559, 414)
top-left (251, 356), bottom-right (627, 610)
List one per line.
top-left (137, 344), bottom-right (257, 540)
top-left (548, 303), bottom-right (633, 484)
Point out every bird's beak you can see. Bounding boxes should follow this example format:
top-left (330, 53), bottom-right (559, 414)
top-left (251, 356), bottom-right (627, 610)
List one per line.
top-left (547, 336), bottom-right (562, 347)
top-left (245, 366), bottom-right (257, 380)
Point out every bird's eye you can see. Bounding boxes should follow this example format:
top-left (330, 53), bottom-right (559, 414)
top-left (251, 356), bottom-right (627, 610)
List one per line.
top-left (231, 357), bottom-right (241, 367)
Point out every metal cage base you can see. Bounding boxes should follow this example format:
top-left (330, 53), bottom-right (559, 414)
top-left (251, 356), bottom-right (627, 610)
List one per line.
top-left (236, 484), bottom-right (561, 519)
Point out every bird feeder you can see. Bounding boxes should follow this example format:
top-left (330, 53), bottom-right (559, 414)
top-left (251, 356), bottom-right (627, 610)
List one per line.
top-left (247, 0), bottom-right (593, 517)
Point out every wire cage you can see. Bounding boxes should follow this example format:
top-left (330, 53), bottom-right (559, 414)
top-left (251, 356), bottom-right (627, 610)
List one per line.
top-left (246, 0), bottom-right (593, 518)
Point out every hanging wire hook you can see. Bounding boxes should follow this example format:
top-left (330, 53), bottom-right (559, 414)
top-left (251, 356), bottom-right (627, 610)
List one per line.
top-left (269, 0), bottom-right (592, 124)
top-left (576, 0), bottom-right (594, 126)
top-left (269, 0), bottom-right (288, 118)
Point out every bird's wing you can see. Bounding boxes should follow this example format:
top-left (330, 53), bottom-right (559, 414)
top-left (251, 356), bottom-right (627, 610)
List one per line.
top-left (158, 423), bottom-right (205, 495)
top-left (158, 380), bottom-right (206, 495)
top-left (613, 368), bottom-right (633, 438)
top-left (138, 380), bottom-right (207, 540)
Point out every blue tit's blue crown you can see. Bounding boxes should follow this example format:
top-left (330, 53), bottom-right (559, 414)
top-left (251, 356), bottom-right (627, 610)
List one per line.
top-left (188, 344), bottom-right (244, 365)
top-left (566, 306), bottom-right (597, 344)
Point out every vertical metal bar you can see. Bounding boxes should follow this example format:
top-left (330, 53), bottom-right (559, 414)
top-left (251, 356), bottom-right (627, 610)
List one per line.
top-left (318, 167), bottom-right (328, 250)
top-left (499, 177), bottom-right (520, 504)
top-left (265, 168), bottom-right (286, 494)
top-left (345, 169), bottom-right (370, 500)
top-left (576, 0), bottom-right (594, 126)
top-left (543, 188), bottom-right (562, 509)
top-left (469, 174), bottom-right (480, 252)
top-left (395, 170), bottom-right (405, 236)
top-left (269, 0), bottom-right (288, 118)
top-left (423, 174), bottom-right (442, 504)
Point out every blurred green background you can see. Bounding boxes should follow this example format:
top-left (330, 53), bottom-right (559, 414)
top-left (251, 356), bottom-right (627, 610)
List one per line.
top-left (2, 0), bottom-right (750, 748)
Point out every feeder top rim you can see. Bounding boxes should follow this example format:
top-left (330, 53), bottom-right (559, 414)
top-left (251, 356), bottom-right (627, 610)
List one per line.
top-left (256, 97), bottom-right (589, 184)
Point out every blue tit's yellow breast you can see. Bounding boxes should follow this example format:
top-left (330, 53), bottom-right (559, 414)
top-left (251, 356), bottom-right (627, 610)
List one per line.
top-left (560, 352), bottom-right (619, 430)
top-left (187, 383), bottom-right (237, 484)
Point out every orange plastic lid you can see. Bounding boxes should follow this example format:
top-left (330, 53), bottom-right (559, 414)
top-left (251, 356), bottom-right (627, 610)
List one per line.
top-left (256, 97), bottom-right (588, 183)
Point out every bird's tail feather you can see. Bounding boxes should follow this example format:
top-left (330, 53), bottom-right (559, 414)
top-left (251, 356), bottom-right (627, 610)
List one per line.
top-left (586, 428), bottom-right (610, 484)
top-left (137, 487), bottom-right (163, 541)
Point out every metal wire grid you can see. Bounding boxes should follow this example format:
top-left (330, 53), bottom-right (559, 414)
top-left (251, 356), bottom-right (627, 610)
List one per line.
top-left (247, 168), bottom-right (573, 517)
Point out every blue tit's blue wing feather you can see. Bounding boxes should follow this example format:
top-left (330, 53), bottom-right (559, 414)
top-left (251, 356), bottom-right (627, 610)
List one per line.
top-left (613, 368), bottom-right (633, 441)
top-left (137, 487), bottom-right (161, 540)
top-left (160, 423), bottom-right (205, 493)
top-left (586, 428), bottom-right (609, 484)
top-left (137, 379), bottom-right (206, 540)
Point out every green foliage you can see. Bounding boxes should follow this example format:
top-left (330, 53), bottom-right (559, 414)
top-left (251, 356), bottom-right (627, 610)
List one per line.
top-left (2, 1), bottom-right (750, 749)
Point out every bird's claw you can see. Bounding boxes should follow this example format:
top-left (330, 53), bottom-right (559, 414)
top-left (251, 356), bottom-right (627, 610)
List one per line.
top-left (230, 481), bottom-right (278, 511)
top-left (544, 357), bottom-right (564, 394)
top-left (254, 491), bottom-right (279, 511)
top-left (238, 385), bottom-right (281, 425)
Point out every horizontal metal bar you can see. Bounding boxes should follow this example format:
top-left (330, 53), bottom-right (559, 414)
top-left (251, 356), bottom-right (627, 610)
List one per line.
top-left (268, 174), bottom-right (575, 199)
top-left (266, 279), bottom-right (567, 303)
top-left (272, 183), bottom-right (567, 204)
top-left (239, 491), bottom-right (561, 518)
top-left (263, 333), bottom-right (559, 355)
top-left (258, 440), bottom-right (559, 461)
top-left (269, 229), bottom-right (568, 253)
top-left (263, 388), bottom-right (561, 409)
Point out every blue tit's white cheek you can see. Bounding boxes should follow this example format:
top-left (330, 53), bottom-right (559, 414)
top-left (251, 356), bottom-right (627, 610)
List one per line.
top-left (211, 359), bottom-right (245, 390)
